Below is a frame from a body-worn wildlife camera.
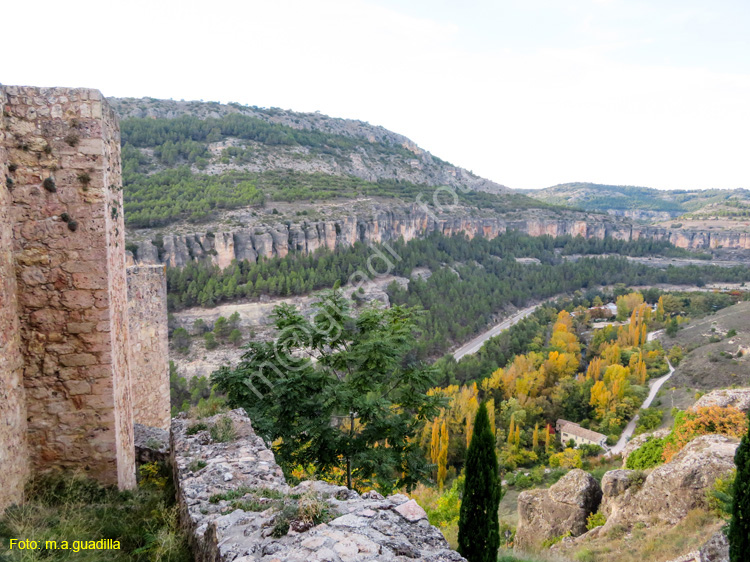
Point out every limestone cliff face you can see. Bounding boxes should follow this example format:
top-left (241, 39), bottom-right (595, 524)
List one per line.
top-left (130, 205), bottom-right (750, 268)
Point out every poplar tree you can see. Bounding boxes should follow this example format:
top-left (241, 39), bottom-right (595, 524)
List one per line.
top-left (437, 420), bottom-right (449, 491)
top-left (729, 411), bottom-right (750, 561)
top-left (458, 402), bottom-right (501, 562)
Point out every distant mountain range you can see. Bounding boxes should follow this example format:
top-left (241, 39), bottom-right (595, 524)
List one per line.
top-left (527, 182), bottom-right (750, 222)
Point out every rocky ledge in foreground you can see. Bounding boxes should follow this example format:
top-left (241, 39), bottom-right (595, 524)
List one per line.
top-left (515, 434), bottom-right (738, 554)
top-left (171, 409), bottom-right (465, 562)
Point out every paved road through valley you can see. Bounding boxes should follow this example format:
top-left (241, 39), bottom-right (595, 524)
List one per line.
top-left (452, 304), bottom-right (541, 361)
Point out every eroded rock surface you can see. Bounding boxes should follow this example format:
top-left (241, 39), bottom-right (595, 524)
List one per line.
top-left (515, 469), bottom-right (602, 549)
top-left (604, 435), bottom-right (738, 529)
top-left (172, 409), bottom-right (465, 562)
top-left (666, 531), bottom-right (729, 562)
top-left (691, 388), bottom-right (750, 412)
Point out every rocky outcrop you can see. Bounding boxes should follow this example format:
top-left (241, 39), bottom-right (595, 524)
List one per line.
top-left (666, 531), bottom-right (729, 562)
top-left (171, 409), bottom-right (465, 562)
top-left (691, 388), bottom-right (750, 413)
top-left (129, 204), bottom-right (750, 268)
top-left (134, 423), bottom-right (170, 464)
top-left (515, 469), bottom-right (602, 549)
top-left (603, 435), bottom-right (738, 529)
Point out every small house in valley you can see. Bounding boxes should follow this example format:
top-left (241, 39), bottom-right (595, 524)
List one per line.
top-left (556, 420), bottom-right (607, 448)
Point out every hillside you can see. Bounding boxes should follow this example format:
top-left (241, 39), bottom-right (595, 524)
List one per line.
top-left (659, 300), bottom-right (750, 390)
top-left (109, 97), bottom-right (527, 229)
top-left (529, 182), bottom-right (750, 224)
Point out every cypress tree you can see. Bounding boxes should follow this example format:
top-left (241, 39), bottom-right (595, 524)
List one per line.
top-left (729, 410), bottom-right (750, 561)
top-left (458, 402), bottom-right (501, 562)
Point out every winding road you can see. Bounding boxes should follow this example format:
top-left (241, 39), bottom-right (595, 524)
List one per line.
top-left (452, 304), bottom-right (541, 360)
top-left (451, 305), bottom-right (679, 457)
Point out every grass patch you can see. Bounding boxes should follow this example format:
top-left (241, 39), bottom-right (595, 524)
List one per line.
top-left (186, 421), bottom-right (208, 435)
top-left (0, 468), bottom-right (190, 561)
top-left (209, 417), bottom-right (235, 443)
top-left (568, 508), bottom-right (722, 562)
top-left (187, 459), bottom-right (207, 473)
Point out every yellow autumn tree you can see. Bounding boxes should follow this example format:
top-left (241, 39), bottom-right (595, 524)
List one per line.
top-left (630, 353), bottom-right (648, 385)
top-left (602, 342), bottom-right (622, 367)
top-left (618, 292), bottom-right (645, 314)
top-left (585, 356), bottom-right (603, 381)
top-left (430, 418), bottom-right (440, 471)
top-left (465, 394), bottom-right (479, 447)
top-left (590, 364), bottom-right (631, 418)
top-left (656, 296), bottom-right (665, 322)
top-left (437, 420), bottom-right (449, 490)
top-left (486, 397), bottom-right (496, 436)
top-left (549, 324), bottom-right (582, 357)
top-left (543, 351), bottom-right (579, 383)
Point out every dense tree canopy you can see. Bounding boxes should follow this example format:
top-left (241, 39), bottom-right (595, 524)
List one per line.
top-left (211, 290), bottom-right (443, 492)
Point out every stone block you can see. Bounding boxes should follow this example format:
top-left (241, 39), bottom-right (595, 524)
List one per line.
top-left (59, 353), bottom-right (97, 367)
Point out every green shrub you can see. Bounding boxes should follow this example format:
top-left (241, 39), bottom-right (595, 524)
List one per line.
top-left (580, 444), bottom-right (604, 457)
top-left (626, 436), bottom-right (666, 470)
top-left (186, 421), bottom-right (208, 435)
top-left (188, 459), bottom-right (207, 473)
top-left (707, 470), bottom-right (735, 517)
top-left (515, 474), bottom-right (533, 489)
top-left (542, 530), bottom-right (571, 548)
top-left (635, 407), bottom-right (664, 436)
top-left (204, 332), bottom-right (218, 350)
top-left (627, 470), bottom-right (647, 490)
top-left (586, 511), bottom-right (606, 530)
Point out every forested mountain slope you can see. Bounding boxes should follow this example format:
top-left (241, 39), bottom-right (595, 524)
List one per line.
top-left (109, 97), bottom-right (521, 229)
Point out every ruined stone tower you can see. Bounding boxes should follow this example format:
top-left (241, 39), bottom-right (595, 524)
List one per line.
top-left (0, 86), bottom-right (170, 511)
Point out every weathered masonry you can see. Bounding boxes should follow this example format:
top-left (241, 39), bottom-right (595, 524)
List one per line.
top-left (0, 86), bottom-right (169, 511)
top-left (127, 265), bottom-right (170, 431)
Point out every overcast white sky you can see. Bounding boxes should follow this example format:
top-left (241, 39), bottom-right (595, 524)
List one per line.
top-left (3, 0), bottom-right (749, 190)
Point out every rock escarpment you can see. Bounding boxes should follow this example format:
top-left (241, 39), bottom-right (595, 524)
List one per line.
top-left (517, 434), bottom-right (738, 557)
top-left (171, 409), bottom-right (465, 562)
top-left (514, 469), bottom-right (602, 549)
top-left (130, 205), bottom-right (750, 269)
top-left (602, 435), bottom-right (738, 528)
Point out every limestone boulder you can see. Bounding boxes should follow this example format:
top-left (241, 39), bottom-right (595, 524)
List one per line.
top-left (691, 388), bottom-right (750, 413)
top-left (604, 434), bottom-right (738, 529)
top-left (515, 469), bottom-right (602, 549)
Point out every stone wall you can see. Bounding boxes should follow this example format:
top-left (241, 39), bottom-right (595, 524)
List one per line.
top-left (0, 86), bottom-right (30, 510)
top-left (3, 86), bottom-right (135, 491)
top-left (127, 265), bottom-right (170, 430)
top-left (172, 409), bottom-right (465, 562)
